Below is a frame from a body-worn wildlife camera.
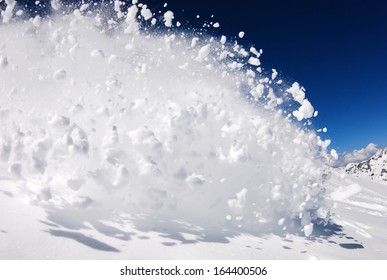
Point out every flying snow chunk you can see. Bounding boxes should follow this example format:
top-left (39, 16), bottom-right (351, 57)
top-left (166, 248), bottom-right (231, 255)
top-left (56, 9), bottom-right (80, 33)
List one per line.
top-left (2, 0), bottom-right (16, 23)
top-left (292, 99), bottom-right (314, 121)
top-left (51, 0), bottom-right (60, 11)
top-left (164, 11), bottom-right (174, 27)
top-left (251, 83), bottom-right (265, 99)
top-left (53, 69), bottom-right (67, 80)
top-left (248, 57), bottom-right (261, 66)
top-left (32, 15), bottom-right (42, 27)
top-left (303, 223), bottom-right (314, 237)
top-left (125, 5), bottom-right (139, 34)
top-left (220, 35), bottom-right (227, 45)
top-left (330, 149), bottom-right (339, 161)
top-left (286, 82), bottom-right (305, 104)
top-left (213, 22), bottom-right (220, 28)
top-left (271, 69), bottom-right (278, 80)
top-left (228, 188), bottom-right (248, 212)
top-left (250, 47), bottom-right (260, 57)
top-left (114, 0), bottom-right (121, 12)
top-left (80, 3), bottom-right (89, 12)
top-left (141, 7), bottom-right (152, 20)
top-left (238, 31), bottom-right (245, 38)
top-left (195, 44), bottom-right (211, 62)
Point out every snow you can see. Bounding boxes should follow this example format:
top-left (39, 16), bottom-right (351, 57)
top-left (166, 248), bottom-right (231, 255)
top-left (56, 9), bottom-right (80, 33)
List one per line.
top-left (140, 7), bottom-right (152, 21)
top-left (1, 170), bottom-right (387, 259)
top-left (163, 11), bottom-right (174, 27)
top-left (195, 44), bottom-right (211, 62)
top-left (248, 57), bottom-right (261, 66)
top-left (32, 15), bottom-right (42, 27)
top-left (51, 0), bottom-right (61, 11)
top-left (330, 183), bottom-right (362, 201)
top-left (1, 0), bottom-right (384, 260)
top-left (292, 99), bottom-right (315, 121)
top-left (0, 54), bottom-right (8, 68)
top-left (53, 68), bottom-right (67, 80)
top-left (220, 35), bottom-right (227, 44)
top-left (343, 148), bottom-right (387, 182)
top-left (1, 0), bottom-right (16, 23)
top-left (271, 69), bottom-right (278, 80)
top-left (303, 223), bottom-right (314, 237)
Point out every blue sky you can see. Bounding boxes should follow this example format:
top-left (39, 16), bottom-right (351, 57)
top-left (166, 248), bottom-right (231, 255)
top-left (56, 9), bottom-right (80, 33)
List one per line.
top-left (11, 0), bottom-right (387, 152)
top-left (143, 0), bottom-right (387, 152)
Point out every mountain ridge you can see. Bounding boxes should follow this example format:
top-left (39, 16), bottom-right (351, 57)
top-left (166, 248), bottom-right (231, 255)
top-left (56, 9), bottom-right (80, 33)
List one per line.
top-left (343, 148), bottom-right (387, 182)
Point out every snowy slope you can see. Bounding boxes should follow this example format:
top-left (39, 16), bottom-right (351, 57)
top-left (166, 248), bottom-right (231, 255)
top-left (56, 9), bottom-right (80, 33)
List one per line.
top-left (344, 149), bottom-right (387, 182)
top-left (1, 170), bottom-right (387, 259)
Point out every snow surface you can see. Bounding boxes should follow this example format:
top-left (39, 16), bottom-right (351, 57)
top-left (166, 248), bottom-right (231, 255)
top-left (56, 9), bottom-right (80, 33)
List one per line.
top-left (0, 0), bottom-right (384, 259)
top-left (1, 170), bottom-right (386, 259)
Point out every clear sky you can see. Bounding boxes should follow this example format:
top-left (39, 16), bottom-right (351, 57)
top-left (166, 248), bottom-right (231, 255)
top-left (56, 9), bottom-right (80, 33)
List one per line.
top-left (142, 0), bottom-right (387, 152)
top-left (11, 0), bottom-right (387, 152)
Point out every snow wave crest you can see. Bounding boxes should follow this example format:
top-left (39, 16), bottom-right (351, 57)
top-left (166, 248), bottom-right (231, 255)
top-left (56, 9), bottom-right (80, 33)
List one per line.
top-left (0, 1), bottom-right (331, 236)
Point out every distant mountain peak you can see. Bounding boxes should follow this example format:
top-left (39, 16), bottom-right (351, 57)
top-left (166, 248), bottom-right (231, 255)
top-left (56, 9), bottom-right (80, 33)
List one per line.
top-left (344, 148), bottom-right (387, 182)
